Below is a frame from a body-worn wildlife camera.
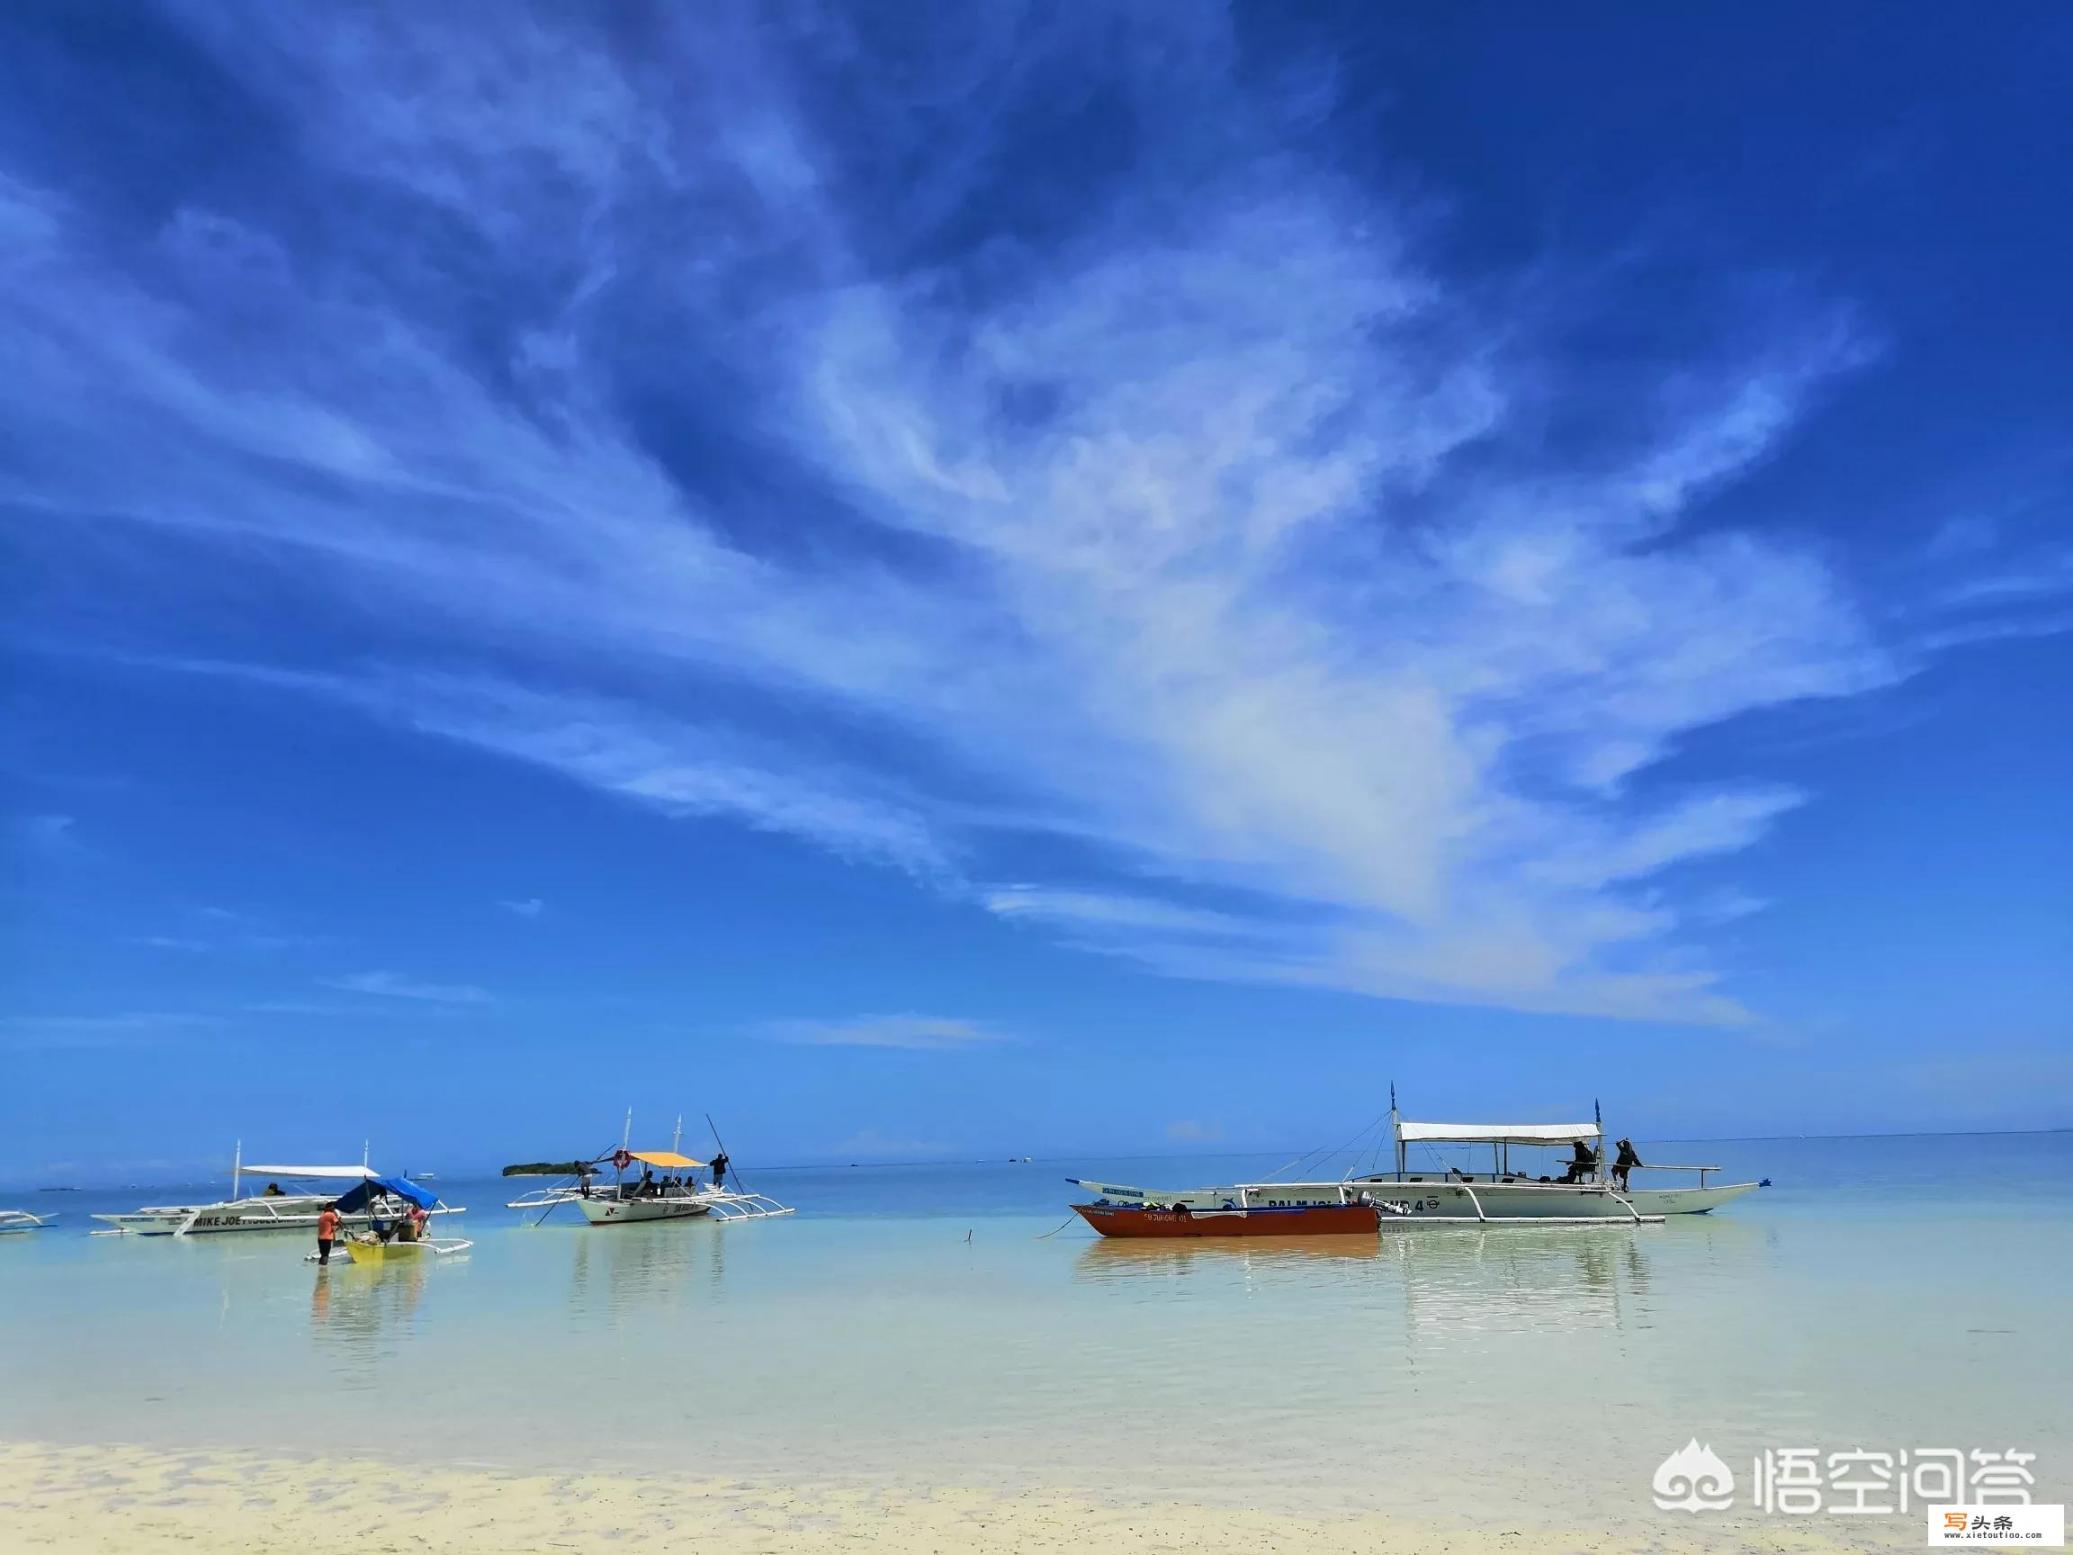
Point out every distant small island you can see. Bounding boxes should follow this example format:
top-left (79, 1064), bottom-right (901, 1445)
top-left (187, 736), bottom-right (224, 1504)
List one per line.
top-left (501, 1161), bottom-right (593, 1177)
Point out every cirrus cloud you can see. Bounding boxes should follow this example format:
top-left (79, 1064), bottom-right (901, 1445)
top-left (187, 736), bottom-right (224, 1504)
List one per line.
top-left (766, 1015), bottom-right (1013, 1052)
top-left (10, 4), bottom-right (2036, 1030)
top-left (321, 971), bottom-right (491, 1006)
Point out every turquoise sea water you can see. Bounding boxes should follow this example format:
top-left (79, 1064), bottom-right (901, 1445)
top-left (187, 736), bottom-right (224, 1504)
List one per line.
top-left (3, 1132), bottom-right (2067, 1527)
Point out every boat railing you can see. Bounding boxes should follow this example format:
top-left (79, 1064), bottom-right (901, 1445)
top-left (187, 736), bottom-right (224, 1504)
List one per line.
top-left (508, 1185), bottom-right (587, 1225)
top-left (699, 1190), bottom-right (796, 1221)
top-left (1624, 1163), bottom-right (1723, 1187)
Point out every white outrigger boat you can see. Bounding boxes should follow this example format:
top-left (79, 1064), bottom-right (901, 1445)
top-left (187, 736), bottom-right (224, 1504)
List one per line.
top-left (1, 1209), bottom-right (56, 1234)
top-left (1070, 1093), bottom-right (1761, 1231)
top-left (506, 1113), bottom-right (795, 1228)
top-left (92, 1143), bottom-right (468, 1237)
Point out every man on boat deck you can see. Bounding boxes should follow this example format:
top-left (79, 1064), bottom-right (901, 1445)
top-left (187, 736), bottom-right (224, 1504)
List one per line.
top-left (315, 1201), bottom-right (340, 1265)
top-left (1613, 1138), bottom-right (1642, 1190)
top-left (711, 1151), bottom-right (729, 1189)
top-left (1562, 1140), bottom-right (1599, 1184)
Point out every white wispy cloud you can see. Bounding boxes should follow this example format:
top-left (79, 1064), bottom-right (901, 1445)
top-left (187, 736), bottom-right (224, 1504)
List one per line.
top-left (244, 1001), bottom-right (367, 1017)
top-left (0, 1012), bottom-right (224, 1049)
top-left (148, 664), bottom-right (956, 881)
top-left (8, 8), bottom-right (2031, 1027)
top-left (128, 920), bottom-right (335, 954)
top-left (497, 898), bottom-right (546, 919)
top-left (11, 813), bottom-right (86, 859)
top-left (981, 886), bottom-right (1266, 940)
top-left (766, 1015), bottom-right (1012, 1051)
top-left (320, 970), bottom-right (491, 1005)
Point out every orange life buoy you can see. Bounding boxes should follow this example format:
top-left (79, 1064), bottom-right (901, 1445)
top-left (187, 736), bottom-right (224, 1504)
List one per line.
top-left (612, 1148), bottom-right (632, 1171)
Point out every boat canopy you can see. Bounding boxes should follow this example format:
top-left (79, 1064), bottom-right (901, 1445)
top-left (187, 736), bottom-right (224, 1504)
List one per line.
top-left (626, 1150), bottom-right (703, 1169)
top-left (1396, 1121), bottom-right (1601, 1146)
top-left (241, 1164), bottom-right (378, 1180)
top-left (332, 1175), bottom-right (440, 1213)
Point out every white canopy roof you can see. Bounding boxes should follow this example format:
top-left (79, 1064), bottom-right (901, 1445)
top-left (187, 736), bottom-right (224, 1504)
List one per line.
top-left (240, 1164), bottom-right (377, 1180)
top-left (1396, 1120), bottom-right (1600, 1146)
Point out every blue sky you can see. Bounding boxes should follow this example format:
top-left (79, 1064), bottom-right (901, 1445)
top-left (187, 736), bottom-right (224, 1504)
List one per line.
top-left (3, 3), bottom-right (2069, 1184)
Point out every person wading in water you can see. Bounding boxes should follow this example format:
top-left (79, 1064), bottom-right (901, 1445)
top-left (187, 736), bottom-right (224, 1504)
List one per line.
top-left (315, 1201), bottom-right (341, 1265)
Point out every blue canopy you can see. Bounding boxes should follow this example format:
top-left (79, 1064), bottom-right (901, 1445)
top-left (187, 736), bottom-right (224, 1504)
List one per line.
top-left (333, 1175), bottom-right (438, 1214)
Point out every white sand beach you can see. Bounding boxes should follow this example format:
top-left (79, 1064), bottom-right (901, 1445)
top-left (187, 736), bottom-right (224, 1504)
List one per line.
top-left (0, 1440), bottom-right (1919, 1555)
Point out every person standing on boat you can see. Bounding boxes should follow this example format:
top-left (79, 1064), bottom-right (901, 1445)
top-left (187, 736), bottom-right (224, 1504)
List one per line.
top-left (315, 1201), bottom-right (341, 1265)
top-left (1612, 1138), bottom-right (1642, 1191)
top-left (710, 1151), bottom-right (729, 1190)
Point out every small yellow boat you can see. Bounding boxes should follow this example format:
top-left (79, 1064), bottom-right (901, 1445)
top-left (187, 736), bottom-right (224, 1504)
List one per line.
top-left (344, 1234), bottom-right (471, 1265)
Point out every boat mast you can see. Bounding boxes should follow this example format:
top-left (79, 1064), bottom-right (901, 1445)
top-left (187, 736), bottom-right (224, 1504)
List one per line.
top-left (232, 1138), bottom-right (242, 1201)
top-left (1390, 1082), bottom-right (1404, 1178)
top-left (1593, 1098), bottom-right (1603, 1182)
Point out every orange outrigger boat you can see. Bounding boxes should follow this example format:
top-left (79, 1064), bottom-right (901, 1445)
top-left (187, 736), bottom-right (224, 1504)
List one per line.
top-left (1070, 1187), bottom-right (1381, 1239)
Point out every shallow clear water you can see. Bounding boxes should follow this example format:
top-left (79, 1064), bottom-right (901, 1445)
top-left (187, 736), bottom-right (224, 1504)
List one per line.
top-left (3, 1133), bottom-right (2067, 1522)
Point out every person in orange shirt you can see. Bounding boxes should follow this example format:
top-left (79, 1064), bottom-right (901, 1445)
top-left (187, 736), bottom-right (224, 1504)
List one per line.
top-left (316, 1201), bottom-right (341, 1265)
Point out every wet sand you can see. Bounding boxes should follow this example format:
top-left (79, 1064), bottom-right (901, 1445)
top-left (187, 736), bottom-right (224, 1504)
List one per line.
top-left (0, 1440), bottom-right (1913, 1553)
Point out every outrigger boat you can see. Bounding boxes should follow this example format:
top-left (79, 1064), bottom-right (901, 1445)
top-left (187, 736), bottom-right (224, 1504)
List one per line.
top-left (1072, 1188), bottom-right (1381, 1239)
top-left (341, 1234), bottom-right (473, 1265)
top-left (0, 1209), bottom-right (56, 1234)
top-left (335, 1174), bottom-right (472, 1263)
top-left (1069, 1093), bottom-right (1760, 1235)
top-left (505, 1112), bottom-right (795, 1228)
top-left (92, 1143), bottom-right (468, 1237)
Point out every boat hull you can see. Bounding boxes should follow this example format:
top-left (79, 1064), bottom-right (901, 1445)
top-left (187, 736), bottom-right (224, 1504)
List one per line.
top-left (573, 1194), bottom-right (713, 1226)
top-left (92, 1201), bottom-right (461, 1236)
top-left (342, 1236), bottom-right (470, 1264)
top-left (1075, 1175), bottom-right (1755, 1225)
top-left (1074, 1202), bottom-right (1381, 1238)
top-left (1613, 1181), bottom-right (1759, 1215)
top-left (1358, 1182), bottom-right (1638, 1219)
top-left (1354, 1178), bottom-right (1763, 1218)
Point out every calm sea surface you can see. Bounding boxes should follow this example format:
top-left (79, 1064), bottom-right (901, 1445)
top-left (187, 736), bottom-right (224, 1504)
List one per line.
top-left (3, 1132), bottom-right (2067, 1523)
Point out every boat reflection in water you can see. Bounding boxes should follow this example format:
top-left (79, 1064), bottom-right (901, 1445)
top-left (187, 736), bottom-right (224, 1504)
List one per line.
top-left (309, 1254), bottom-right (431, 1368)
top-left (1071, 1220), bottom-right (1689, 1336)
top-left (567, 1217), bottom-right (732, 1328)
top-left (1074, 1234), bottom-right (1382, 1283)
top-left (1377, 1223), bottom-right (1645, 1335)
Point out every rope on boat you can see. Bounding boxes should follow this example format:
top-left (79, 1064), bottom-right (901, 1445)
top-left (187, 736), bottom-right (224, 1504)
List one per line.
top-left (1261, 1108), bottom-right (1392, 1184)
top-left (1034, 1213), bottom-right (1082, 1239)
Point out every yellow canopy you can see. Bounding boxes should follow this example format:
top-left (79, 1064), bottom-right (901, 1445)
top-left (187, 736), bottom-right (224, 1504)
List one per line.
top-left (627, 1150), bottom-right (703, 1169)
